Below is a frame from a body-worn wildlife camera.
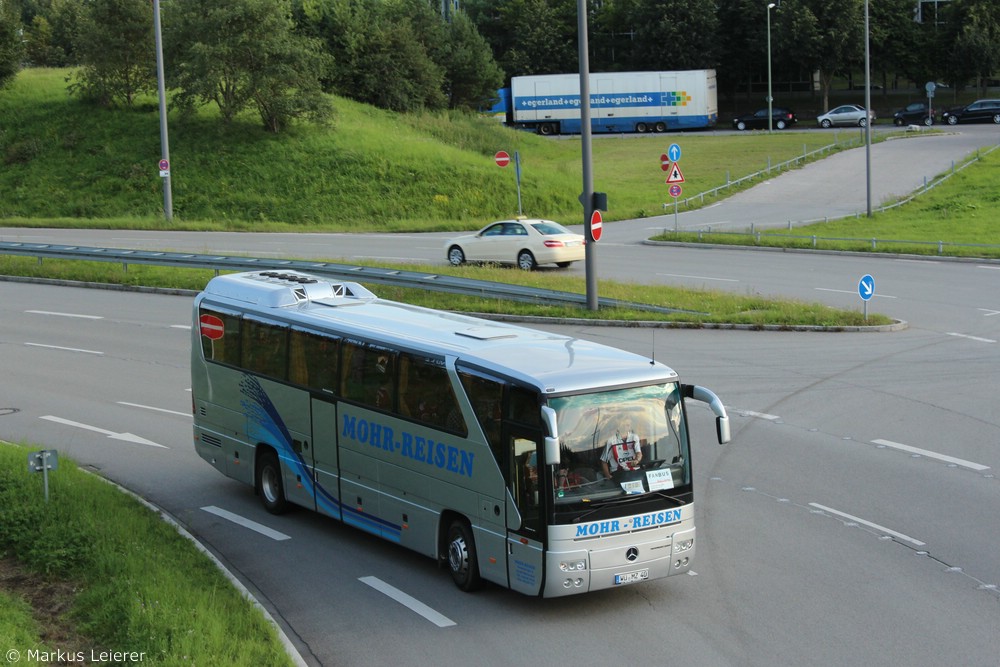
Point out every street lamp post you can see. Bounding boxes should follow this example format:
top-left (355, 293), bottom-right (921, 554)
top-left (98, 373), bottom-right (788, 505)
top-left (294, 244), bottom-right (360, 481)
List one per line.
top-left (766, 2), bottom-right (776, 133)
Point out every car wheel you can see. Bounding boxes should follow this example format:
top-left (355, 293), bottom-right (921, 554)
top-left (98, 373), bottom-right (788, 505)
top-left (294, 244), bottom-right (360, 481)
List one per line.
top-left (924, 116), bottom-right (934, 126)
top-left (736, 121), bottom-right (747, 131)
top-left (992, 114), bottom-right (1000, 124)
top-left (517, 250), bottom-right (536, 271)
top-left (858, 118), bottom-right (868, 128)
top-left (447, 246), bottom-right (465, 266)
top-left (946, 115), bottom-right (958, 125)
top-left (894, 118), bottom-right (903, 126)
top-left (256, 449), bottom-right (289, 515)
top-left (821, 119), bottom-right (832, 128)
top-left (654, 122), bottom-right (666, 132)
top-left (636, 122), bottom-right (648, 133)
top-left (775, 119), bottom-right (787, 130)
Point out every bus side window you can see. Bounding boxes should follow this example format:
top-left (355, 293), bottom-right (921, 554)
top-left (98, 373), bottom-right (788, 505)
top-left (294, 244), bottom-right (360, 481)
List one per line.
top-left (399, 353), bottom-right (462, 432)
top-left (458, 369), bottom-right (503, 462)
top-left (200, 307), bottom-right (241, 367)
top-left (341, 341), bottom-right (396, 410)
top-left (242, 318), bottom-right (288, 380)
top-left (289, 328), bottom-right (339, 392)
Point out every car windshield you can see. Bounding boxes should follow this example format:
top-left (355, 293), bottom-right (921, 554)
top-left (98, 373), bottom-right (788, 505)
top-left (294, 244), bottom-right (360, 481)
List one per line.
top-left (531, 221), bottom-right (572, 236)
top-left (546, 383), bottom-right (690, 507)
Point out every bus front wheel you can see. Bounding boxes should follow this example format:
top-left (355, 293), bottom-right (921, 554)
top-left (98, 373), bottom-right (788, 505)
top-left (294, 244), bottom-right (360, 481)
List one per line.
top-left (256, 449), bottom-right (289, 515)
top-left (447, 520), bottom-right (482, 592)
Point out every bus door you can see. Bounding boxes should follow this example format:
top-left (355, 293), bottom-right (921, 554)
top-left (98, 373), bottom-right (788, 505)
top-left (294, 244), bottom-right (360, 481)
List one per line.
top-left (310, 397), bottom-right (342, 521)
top-left (507, 429), bottom-right (544, 596)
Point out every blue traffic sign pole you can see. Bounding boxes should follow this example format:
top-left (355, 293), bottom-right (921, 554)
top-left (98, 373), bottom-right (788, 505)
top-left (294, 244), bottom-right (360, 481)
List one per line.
top-left (858, 274), bottom-right (874, 321)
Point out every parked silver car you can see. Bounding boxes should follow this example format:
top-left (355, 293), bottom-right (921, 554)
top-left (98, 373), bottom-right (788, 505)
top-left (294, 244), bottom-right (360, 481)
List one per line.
top-left (816, 104), bottom-right (876, 128)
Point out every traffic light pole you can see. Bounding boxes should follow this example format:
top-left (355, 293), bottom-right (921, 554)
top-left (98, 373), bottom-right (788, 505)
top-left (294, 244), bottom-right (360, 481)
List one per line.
top-left (577, 0), bottom-right (597, 311)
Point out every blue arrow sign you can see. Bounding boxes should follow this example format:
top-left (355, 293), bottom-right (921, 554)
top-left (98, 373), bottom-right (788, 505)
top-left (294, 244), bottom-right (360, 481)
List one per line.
top-left (668, 143), bottom-right (682, 162)
top-left (858, 274), bottom-right (874, 301)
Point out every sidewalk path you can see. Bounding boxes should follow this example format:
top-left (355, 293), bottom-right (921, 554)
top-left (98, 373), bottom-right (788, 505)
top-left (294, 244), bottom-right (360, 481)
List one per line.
top-left (621, 126), bottom-right (1000, 241)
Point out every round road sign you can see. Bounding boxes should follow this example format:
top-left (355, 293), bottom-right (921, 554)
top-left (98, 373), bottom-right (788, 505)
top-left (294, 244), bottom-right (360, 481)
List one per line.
top-left (494, 151), bottom-right (511, 167)
top-left (660, 154), bottom-right (670, 171)
top-left (590, 210), bottom-right (603, 242)
top-left (158, 159), bottom-right (169, 171)
top-left (669, 184), bottom-right (682, 198)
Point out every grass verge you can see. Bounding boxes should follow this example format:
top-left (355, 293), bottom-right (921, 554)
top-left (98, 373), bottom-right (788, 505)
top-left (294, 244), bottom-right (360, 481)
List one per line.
top-left (0, 441), bottom-right (295, 667)
top-left (0, 256), bottom-right (894, 327)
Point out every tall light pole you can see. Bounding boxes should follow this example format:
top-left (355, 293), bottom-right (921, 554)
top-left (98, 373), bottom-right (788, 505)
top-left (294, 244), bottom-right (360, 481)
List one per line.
top-left (766, 2), bottom-right (776, 133)
top-left (153, 0), bottom-right (172, 221)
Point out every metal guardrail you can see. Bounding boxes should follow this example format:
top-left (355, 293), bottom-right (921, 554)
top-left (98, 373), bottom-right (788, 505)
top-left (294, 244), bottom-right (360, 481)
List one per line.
top-left (0, 241), bottom-right (703, 316)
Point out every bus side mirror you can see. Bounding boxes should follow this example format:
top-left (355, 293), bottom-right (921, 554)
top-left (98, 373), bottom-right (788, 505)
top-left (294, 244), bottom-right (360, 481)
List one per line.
top-left (716, 415), bottom-right (731, 445)
top-left (683, 384), bottom-right (731, 445)
top-left (540, 405), bottom-right (560, 465)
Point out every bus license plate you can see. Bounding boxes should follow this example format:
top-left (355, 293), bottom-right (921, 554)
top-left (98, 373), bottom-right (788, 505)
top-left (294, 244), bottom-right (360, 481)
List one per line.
top-left (614, 569), bottom-right (649, 585)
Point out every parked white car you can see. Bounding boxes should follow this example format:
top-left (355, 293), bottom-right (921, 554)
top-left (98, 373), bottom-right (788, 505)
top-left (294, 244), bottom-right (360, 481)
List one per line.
top-left (445, 218), bottom-right (585, 270)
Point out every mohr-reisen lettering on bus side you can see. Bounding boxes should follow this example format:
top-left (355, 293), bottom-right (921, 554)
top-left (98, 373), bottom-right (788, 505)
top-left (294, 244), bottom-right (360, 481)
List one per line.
top-left (341, 414), bottom-right (474, 477)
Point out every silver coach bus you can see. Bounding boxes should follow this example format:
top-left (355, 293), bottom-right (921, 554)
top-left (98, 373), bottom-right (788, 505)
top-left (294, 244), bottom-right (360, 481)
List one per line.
top-left (191, 270), bottom-right (730, 597)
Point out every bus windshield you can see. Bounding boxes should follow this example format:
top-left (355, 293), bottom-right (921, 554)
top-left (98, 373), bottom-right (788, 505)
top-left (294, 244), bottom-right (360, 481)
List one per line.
top-left (546, 383), bottom-right (690, 506)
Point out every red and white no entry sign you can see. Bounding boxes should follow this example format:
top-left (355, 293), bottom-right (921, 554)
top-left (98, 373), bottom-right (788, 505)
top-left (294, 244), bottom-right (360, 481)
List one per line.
top-left (494, 151), bottom-right (511, 167)
top-left (590, 210), bottom-right (603, 242)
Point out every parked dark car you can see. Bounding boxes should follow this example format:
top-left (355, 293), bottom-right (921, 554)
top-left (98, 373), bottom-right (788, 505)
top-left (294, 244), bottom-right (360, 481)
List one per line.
top-left (941, 99), bottom-right (1000, 125)
top-left (731, 108), bottom-right (797, 131)
top-left (893, 102), bottom-right (935, 126)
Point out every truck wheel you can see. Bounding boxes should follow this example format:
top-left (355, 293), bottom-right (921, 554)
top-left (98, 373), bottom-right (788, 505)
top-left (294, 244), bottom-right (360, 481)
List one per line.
top-left (538, 123), bottom-right (555, 136)
top-left (447, 520), bottom-right (482, 592)
top-left (636, 122), bottom-right (648, 133)
top-left (256, 449), bottom-right (288, 515)
top-left (654, 122), bottom-right (667, 133)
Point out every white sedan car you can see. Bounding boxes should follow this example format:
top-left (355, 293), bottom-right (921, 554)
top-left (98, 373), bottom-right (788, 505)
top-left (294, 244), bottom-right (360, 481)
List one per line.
top-left (445, 218), bottom-right (585, 270)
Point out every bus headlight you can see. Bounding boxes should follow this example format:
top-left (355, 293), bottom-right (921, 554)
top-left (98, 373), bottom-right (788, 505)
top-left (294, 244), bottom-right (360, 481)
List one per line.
top-left (559, 559), bottom-right (587, 572)
top-left (674, 538), bottom-right (694, 553)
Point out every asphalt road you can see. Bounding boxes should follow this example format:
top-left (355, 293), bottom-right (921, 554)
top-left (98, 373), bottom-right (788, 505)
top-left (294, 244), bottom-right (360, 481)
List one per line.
top-left (1, 124), bottom-right (999, 666)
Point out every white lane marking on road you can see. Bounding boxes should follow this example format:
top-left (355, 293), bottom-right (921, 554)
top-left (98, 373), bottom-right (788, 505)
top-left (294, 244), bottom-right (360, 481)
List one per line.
top-left (117, 401), bottom-right (191, 418)
top-left (359, 576), bottom-right (457, 627)
top-left (201, 506), bottom-right (292, 541)
top-left (25, 342), bottom-right (103, 355)
top-left (808, 503), bottom-right (926, 546)
top-left (26, 310), bottom-right (103, 319)
top-left (739, 410), bottom-right (781, 421)
top-left (979, 309), bottom-right (1000, 317)
top-left (656, 273), bottom-right (739, 282)
top-left (946, 332), bottom-right (996, 343)
top-left (815, 288), bottom-right (897, 298)
top-left (39, 415), bottom-right (168, 448)
top-left (171, 324), bottom-right (192, 330)
top-left (871, 438), bottom-right (990, 471)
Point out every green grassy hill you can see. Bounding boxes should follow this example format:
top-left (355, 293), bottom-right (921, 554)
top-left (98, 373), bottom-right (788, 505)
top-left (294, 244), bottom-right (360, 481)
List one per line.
top-left (0, 68), bottom-right (853, 231)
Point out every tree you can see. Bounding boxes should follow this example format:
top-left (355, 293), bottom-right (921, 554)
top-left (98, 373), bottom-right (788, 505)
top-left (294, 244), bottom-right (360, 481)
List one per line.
top-left (0, 0), bottom-right (24, 88)
top-left (68, 0), bottom-right (155, 107)
top-left (772, 0), bottom-right (863, 111)
top-left (165, 0), bottom-right (332, 131)
top-left (465, 0), bottom-right (579, 77)
top-left (618, 0), bottom-right (719, 72)
top-left (441, 11), bottom-right (504, 109)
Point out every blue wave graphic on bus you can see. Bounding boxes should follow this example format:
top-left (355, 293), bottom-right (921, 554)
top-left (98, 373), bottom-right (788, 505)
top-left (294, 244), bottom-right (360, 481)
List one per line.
top-left (516, 91), bottom-right (691, 111)
top-left (238, 375), bottom-right (402, 542)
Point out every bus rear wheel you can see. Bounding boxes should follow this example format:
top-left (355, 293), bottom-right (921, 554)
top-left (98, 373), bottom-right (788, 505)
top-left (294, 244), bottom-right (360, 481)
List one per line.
top-left (447, 520), bottom-right (482, 592)
top-left (256, 449), bottom-right (289, 515)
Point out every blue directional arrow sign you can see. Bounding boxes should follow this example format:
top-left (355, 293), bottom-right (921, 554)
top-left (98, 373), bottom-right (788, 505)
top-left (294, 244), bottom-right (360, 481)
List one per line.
top-left (667, 143), bottom-right (682, 162)
top-left (858, 274), bottom-right (875, 301)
